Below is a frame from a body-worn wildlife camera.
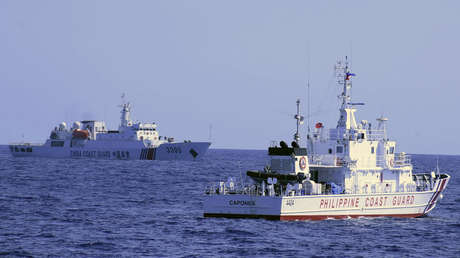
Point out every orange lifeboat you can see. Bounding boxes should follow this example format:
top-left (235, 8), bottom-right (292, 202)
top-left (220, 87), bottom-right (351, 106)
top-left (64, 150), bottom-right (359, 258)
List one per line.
top-left (72, 129), bottom-right (89, 139)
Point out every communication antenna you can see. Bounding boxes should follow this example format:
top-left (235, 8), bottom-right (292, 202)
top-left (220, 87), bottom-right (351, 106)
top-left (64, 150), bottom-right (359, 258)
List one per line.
top-left (349, 41), bottom-right (353, 68)
top-left (208, 124), bottom-right (213, 141)
top-left (307, 81), bottom-right (311, 136)
top-left (238, 161), bottom-right (244, 189)
top-left (306, 42), bottom-right (311, 137)
top-left (436, 156), bottom-right (440, 178)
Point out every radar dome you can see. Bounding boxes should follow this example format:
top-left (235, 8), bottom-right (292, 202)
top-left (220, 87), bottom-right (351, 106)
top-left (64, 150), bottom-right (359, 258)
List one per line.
top-left (72, 121), bottom-right (81, 130)
top-left (59, 122), bottom-right (67, 130)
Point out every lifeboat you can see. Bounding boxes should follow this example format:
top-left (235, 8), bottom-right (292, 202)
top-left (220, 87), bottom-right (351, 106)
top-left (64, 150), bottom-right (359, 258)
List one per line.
top-left (72, 129), bottom-right (89, 139)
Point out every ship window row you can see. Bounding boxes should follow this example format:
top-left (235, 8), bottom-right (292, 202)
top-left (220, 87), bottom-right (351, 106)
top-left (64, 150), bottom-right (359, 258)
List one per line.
top-left (327, 146), bottom-right (345, 154)
top-left (51, 141), bottom-right (65, 147)
top-left (369, 146), bottom-right (394, 154)
top-left (11, 146), bottom-right (33, 152)
top-left (95, 127), bottom-right (106, 132)
top-left (135, 128), bottom-right (156, 131)
top-left (138, 131), bottom-right (156, 135)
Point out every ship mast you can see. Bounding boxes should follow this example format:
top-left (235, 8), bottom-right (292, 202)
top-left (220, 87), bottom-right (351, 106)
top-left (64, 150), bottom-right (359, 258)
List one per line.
top-left (294, 99), bottom-right (304, 144)
top-left (119, 93), bottom-right (132, 129)
top-left (335, 57), bottom-right (360, 132)
top-left (340, 57), bottom-right (352, 110)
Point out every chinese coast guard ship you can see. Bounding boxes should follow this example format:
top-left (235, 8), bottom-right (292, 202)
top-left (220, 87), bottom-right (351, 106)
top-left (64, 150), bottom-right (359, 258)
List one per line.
top-left (9, 99), bottom-right (210, 161)
top-left (204, 59), bottom-right (450, 220)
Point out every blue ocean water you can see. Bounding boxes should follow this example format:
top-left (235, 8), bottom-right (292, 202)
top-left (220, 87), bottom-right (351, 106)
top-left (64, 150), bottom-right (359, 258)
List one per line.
top-left (0, 148), bottom-right (459, 257)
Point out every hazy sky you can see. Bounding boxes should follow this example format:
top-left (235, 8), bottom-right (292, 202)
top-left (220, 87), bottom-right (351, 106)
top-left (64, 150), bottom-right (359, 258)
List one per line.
top-left (1, 1), bottom-right (459, 154)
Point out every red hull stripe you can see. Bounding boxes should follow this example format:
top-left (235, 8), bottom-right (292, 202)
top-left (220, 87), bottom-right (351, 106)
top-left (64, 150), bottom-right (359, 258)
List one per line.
top-left (424, 178), bottom-right (447, 214)
top-left (431, 179), bottom-right (446, 203)
top-left (140, 148), bottom-right (157, 160)
top-left (204, 213), bottom-right (424, 221)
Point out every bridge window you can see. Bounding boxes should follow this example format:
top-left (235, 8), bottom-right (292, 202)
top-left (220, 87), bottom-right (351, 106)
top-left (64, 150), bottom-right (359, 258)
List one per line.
top-left (336, 146), bottom-right (343, 153)
top-left (328, 148), bottom-right (332, 154)
top-left (371, 146), bottom-right (375, 154)
top-left (389, 146), bottom-right (394, 154)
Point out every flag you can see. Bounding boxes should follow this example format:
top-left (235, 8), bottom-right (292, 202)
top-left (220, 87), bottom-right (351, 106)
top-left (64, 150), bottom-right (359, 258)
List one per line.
top-left (346, 72), bottom-right (356, 80)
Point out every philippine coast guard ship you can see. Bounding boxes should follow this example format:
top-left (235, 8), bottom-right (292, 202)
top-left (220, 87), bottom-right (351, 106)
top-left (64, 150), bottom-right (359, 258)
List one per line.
top-left (204, 59), bottom-right (450, 220)
top-left (9, 98), bottom-right (210, 160)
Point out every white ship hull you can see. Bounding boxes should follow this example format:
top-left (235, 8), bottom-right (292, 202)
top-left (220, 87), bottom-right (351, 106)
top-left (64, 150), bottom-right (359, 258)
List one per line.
top-left (9, 98), bottom-right (211, 161)
top-left (204, 175), bottom-right (449, 220)
top-left (205, 59), bottom-right (452, 221)
top-left (9, 141), bottom-right (210, 161)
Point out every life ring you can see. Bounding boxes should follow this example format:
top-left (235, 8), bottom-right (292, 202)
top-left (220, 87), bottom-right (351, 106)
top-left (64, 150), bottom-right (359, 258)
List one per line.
top-left (299, 156), bottom-right (307, 170)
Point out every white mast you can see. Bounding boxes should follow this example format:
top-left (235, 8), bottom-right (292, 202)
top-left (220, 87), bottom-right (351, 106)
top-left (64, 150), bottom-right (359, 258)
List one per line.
top-left (119, 93), bottom-right (132, 129)
top-left (335, 57), bottom-right (360, 132)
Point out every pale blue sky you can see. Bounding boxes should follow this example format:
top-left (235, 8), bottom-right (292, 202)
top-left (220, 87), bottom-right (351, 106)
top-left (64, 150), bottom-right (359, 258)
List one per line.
top-left (1, 1), bottom-right (459, 154)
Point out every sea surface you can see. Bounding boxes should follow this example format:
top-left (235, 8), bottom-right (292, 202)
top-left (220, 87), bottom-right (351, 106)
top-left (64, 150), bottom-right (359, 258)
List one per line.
top-left (0, 147), bottom-right (459, 257)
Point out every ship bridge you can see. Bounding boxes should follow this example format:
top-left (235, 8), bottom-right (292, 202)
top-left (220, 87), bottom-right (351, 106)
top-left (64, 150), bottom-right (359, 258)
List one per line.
top-left (306, 58), bottom-right (413, 195)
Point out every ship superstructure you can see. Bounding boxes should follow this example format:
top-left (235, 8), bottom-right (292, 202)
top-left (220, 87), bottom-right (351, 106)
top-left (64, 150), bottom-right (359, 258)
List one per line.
top-left (307, 58), bottom-right (412, 196)
top-left (204, 59), bottom-right (450, 220)
top-left (9, 97), bottom-right (210, 160)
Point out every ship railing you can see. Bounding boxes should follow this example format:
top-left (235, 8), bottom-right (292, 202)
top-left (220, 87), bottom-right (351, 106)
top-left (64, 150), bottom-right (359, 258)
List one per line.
top-left (206, 180), bottom-right (350, 197)
top-left (413, 173), bottom-right (440, 191)
top-left (394, 153), bottom-right (411, 167)
top-left (313, 129), bottom-right (385, 142)
top-left (376, 153), bottom-right (411, 168)
top-left (205, 177), bottom-right (435, 196)
top-left (309, 154), bottom-right (345, 167)
top-left (205, 179), bottom-right (259, 196)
